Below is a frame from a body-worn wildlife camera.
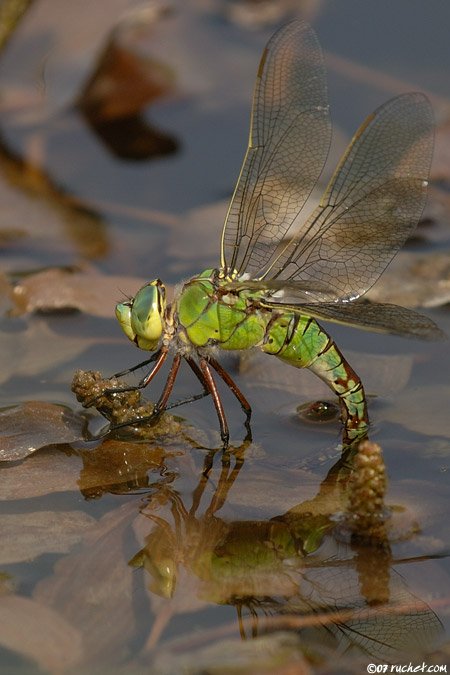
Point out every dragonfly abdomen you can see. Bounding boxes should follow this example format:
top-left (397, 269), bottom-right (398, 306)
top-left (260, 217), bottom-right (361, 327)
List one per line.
top-left (261, 312), bottom-right (369, 442)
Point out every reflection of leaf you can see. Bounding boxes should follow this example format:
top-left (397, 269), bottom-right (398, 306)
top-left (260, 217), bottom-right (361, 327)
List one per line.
top-left (0, 510), bottom-right (96, 564)
top-left (77, 439), bottom-right (181, 498)
top-left (0, 595), bottom-right (83, 673)
top-left (0, 401), bottom-right (84, 461)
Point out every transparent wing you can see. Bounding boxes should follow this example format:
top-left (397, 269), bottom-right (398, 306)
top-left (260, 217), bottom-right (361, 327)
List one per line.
top-left (260, 298), bottom-right (445, 341)
top-left (220, 20), bottom-right (331, 278)
top-left (263, 93), bottom-right (434, 301)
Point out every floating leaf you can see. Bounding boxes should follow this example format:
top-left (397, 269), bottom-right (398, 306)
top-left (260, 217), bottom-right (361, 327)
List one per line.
top-left (0, 446), bottom-right (82, 499)
top-left (0, 401), bottom-right (84, 461)
top-left (10, 268), bottom-right (151, 317)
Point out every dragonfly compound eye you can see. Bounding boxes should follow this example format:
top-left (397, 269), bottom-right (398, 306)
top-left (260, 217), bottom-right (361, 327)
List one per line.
top-left (116, 281), bottom-right (166, 351)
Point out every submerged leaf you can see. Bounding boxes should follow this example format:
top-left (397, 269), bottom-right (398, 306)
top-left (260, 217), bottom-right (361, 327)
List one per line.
top-left (0, 596), bottom-right (83, 673)
top-left (0, 401), bottom-right (84, 461)
top-left (77, 438), bottom-right (181, 499)
top-left (0, 318), bottom-right (98, 385)
top-left (240, 348), bottom-right (413, 405)
top-left (150, 631), bottom-right (309, 675)
top-left (34, 501), bottom-right (139, 668)
top-left (0, 510), bottom-right (96, 564)
top-left (366, 250), bottom-right (450, 308)
top-left (383, 384), bottom-right (450, 438)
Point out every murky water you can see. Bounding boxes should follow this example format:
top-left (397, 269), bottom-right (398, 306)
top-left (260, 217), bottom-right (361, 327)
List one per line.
top-left (1, 1), bottom-right (450, 672)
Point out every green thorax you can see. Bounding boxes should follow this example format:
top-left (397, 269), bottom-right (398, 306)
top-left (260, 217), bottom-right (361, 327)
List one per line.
top-left (175, 268), bottom-right (269, 350)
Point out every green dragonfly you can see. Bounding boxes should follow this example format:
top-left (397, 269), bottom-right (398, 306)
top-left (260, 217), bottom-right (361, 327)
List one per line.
top-left (113, 20), bottom-right (442, 446)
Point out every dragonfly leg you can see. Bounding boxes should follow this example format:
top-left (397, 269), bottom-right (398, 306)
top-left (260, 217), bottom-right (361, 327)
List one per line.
top-left (103, 351), bottom-right (178, 434)
top-left (208, 357), bottom-right (252, 439)
top-left (86, 347), bottom-right (168, 406)
top-left (152, 353), bottom-right (182, 415)
top-left (111, 351), bottom-right (160, 379)
top-left (198, 358), bottom-right (230, 448)
top-left (160, 356), bottom-right (212, 412)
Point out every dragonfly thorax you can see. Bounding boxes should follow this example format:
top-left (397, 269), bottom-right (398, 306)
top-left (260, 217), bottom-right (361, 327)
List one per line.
top-left (115, 279), bottom-right (167, 351)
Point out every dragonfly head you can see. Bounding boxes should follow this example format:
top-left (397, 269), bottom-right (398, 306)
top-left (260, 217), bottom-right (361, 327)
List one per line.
top-left (115, 280), bottom-right (166, 351)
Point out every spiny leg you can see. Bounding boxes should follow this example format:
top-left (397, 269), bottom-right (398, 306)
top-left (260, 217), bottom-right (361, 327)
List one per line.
top-left (208, 357), bottom-right (252, 439)
top-left (152, 354), bottom-right (182, 414)
top-left (199, 358), bottom-right (230, 448)
top-left (87, 347), bottom-right (168, 406)
top-left (163, 356), bottom-right (212, 412)
top-left (99, 348), bottom-right (175, 433)
top-left (111, 351), bottom-right (160, 379)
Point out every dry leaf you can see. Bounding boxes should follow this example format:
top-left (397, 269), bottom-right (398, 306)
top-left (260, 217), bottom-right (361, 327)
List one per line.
top-left (0, 401), bottom-right (84, 461)
top-left (10, 268), bottom-right (152, 317)
top-left (0, 446), bottom-right (82, 500)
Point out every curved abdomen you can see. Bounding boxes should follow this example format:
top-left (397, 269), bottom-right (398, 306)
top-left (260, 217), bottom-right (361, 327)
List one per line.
top-left (261, 312), bottom-right (369, 442)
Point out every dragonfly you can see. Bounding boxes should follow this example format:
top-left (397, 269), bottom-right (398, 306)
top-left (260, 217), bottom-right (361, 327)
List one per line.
top-left (112, 19), bottom-right (443, 447)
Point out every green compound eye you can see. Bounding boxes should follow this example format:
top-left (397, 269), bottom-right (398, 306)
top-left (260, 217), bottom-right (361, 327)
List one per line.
top-left (115, 302), bottom-right (135, 342)
top-left (116, 280), bottom-right (166, 351)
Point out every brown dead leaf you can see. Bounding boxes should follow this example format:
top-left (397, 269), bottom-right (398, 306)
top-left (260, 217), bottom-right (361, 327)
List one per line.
top-left (77, 4), bottom-right (174, 122)
top-left (0, 510), bottom-right (96, 564)
top-left (10, 268), bottom-right (152, 317)
top-left (0, 595), bottom-right (83, 673)
top-left (0, 446), bottom-right (82, 500)
top-left (0, 401), bottom-right (84, 461)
